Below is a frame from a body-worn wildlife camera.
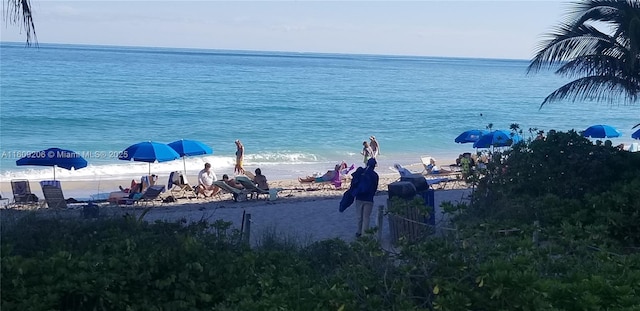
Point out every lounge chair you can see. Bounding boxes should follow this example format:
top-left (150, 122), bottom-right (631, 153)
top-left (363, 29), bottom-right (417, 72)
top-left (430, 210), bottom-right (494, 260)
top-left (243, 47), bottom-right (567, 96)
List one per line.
top-left (213, 180), bottom-right (248, 202)
top-left (394, 165), bottom-right (455, 190)
top-left (167, 171), bottom-right (195, 199)
top-left (119, 185), bottom-right (165, 207)
top-left (141, 175), bottom-right (159, 192)
top-left (40, 180), bottom-right (61, 189)
top-left (10, 179), bottom-right (39, 207)
top-left (421, 156), bottom-right (460, 177)
top-left (41, 184), bottom-right (67, 209)
top-left (299, 175), bottom-right (341, 191)
top-left (421, 156), bottom-right (441, 174)
top-left (235, 176), bottom-right (270, 200)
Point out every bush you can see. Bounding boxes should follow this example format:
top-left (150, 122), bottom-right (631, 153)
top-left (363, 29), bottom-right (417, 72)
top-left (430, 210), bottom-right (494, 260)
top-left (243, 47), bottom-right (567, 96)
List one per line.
top-left (3, 132), bottom-right (640, 310)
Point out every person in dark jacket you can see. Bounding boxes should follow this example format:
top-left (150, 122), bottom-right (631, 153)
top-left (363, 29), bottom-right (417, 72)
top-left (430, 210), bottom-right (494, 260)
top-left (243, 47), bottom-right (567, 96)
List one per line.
top-left (355, 157), bottom-right (379, 237)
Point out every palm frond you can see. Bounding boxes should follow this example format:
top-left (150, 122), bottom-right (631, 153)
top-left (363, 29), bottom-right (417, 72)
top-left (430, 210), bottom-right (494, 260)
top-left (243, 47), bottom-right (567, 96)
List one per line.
top-left (528, 24), bottom-right (611, 72)
top-left (531, 0), bottom-right (640, 109)
top-left (540, 75), bottom-right (640, 107)
top-left (4, 0), bottom-right (37, 46)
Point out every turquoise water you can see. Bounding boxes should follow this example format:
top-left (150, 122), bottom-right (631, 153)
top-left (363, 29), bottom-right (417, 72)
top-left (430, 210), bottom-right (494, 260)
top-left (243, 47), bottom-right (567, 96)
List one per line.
top-left (0, 42), bottom-right (637, 181)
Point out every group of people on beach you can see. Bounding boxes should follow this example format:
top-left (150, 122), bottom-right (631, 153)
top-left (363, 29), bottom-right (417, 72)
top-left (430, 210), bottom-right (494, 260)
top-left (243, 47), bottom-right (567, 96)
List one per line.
top-left (361, 135), bottom-right (380, 165)
top-left (196, 162), bottom-right (269, 198)
top-left (118, 135), bottom-right (381, 238)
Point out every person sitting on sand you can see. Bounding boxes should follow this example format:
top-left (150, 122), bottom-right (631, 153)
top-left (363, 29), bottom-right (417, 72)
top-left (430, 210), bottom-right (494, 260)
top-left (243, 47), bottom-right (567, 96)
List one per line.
top-left (197, 162), bottom-right (220, 197)
top-left (299, 164), bottom-right (340, 183)
top-left (253, 168), bottom-right (269, 190)
top-left (222, 174), bottom-right (244, 190)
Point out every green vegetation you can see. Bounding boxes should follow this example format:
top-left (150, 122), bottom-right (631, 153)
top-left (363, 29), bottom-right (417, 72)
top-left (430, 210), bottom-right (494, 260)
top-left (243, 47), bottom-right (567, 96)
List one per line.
top-left (3, 131), bottom-right (640, 310)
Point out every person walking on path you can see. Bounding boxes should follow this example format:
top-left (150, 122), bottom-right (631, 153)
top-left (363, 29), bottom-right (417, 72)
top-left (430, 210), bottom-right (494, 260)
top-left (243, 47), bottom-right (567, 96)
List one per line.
top-left (234, 139), bottom-right (245, 175)
top-left (370, 136), bottom-right (380, 158)
top-left (354, 157), bottom-right (379, 237)
top-left (361, 141), bottom-right (373, 165)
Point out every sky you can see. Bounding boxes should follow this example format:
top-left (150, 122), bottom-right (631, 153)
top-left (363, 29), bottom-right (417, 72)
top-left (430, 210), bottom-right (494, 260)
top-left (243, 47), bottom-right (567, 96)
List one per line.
top-left (1, 1), bottom-right (571, 60)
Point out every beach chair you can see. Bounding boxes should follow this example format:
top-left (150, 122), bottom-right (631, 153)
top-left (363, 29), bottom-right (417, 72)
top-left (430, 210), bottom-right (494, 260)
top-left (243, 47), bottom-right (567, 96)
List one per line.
top-left (235, 176), bottom-right (270, 200)
top-left (41, 184), bottom-right (67, 209)
top-left (213, 180), bottom-right (249, 202)
top-left (421, 156), bottom-right (461, 178)
top-left (119, 185), bottom-right (165, 207)
top-left (167, 171), bottom-right (195, 199)
top-left (421, 156), bottom-right (441, 174)
top-left (10, 179), bottom-right (39, 207)
top-left (39, 180), bottom-right (61, 189)
top-left (140, 175), bottom-right (158, 192)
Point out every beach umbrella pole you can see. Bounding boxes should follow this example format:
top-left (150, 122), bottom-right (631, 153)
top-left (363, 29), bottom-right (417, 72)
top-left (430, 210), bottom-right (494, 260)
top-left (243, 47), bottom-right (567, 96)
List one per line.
top-left (183, 157), bottom-right (187, 176)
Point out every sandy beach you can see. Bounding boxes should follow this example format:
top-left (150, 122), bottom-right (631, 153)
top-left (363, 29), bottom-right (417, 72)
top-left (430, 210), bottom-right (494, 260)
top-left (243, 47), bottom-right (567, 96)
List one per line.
top-left (0, 159), bottom-right (455, 201)
top-left (1, 170), bottom-right (471, 247)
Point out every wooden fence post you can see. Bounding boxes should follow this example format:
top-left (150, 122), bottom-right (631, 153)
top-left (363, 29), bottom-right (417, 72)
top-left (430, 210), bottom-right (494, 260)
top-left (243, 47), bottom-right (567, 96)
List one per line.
top-left (244, 213), bottom-right (251, 245)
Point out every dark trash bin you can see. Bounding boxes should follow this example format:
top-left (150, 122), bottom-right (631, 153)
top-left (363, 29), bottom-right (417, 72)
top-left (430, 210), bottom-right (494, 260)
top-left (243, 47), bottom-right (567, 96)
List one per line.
top-left (401, 173), bottom-right (430, 193)
top-left (388, 181), bottom-right (416, 200)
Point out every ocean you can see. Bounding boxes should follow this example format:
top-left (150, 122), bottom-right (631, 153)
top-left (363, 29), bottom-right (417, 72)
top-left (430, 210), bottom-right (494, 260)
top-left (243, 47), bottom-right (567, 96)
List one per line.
top-left (0, 42), bottom-right (637, 182)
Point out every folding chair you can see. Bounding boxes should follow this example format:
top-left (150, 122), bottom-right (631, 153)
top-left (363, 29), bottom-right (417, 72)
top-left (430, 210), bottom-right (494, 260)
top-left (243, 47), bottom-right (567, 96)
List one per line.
top-left (41, 184), bottom-right (68, 209)
top-left (119, 185), bottom-right (165, 207)
top-left (168, 171), bottom-right (195, 199)
top-left (10, 179), bottom-right (39, 207)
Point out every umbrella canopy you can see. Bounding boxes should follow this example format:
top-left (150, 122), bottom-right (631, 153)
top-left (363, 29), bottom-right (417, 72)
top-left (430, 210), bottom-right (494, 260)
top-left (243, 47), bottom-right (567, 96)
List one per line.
top-left (119, 141), bottom-right (180, 174)
top-left (582, 124), bottom-right (621, 138)
top-left (16, 147), bottom-right (88, 180)
top-left (632, 128), bottom-right (640, 140)
top-left (473, 130), bottom-right (522, 149)
top-left (168, 139), bottom-right (214, 175)
top-left (168, 139), bottom-right (213, 157)
top-left (455, 129), bottom-right (489, 143)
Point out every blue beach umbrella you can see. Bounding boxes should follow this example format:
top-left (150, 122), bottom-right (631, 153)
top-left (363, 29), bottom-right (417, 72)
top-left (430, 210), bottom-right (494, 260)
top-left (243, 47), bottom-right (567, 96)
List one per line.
top-left (168, 139), bottom-right (214, 175)
top-left (632, 128), bottom-right (640, 140)
top-left (473, 130), bottom-right (522, 149)
top-left (582, 124), bottom-right (621, 138)
top-left (119, 141), bottom-right (180, 174)
top-left (455, 129), bottom-right (489, 143)
top-left (16, 147), bottom-right (88, 180)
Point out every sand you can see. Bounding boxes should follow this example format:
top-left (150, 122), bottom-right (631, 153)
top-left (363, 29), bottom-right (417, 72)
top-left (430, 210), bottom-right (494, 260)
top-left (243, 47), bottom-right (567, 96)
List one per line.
top-left (0, 172), bottom-right (472, 247)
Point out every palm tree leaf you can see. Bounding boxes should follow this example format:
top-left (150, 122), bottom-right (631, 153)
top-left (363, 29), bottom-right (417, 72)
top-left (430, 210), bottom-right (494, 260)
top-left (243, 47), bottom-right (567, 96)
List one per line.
top-left (541, 75), bottom-right (639, 107)
top-left (4, 0), bottom-right (37, 46)
top-left (530, 0), bottom-right (640, 111)
top-left (528, 24), bottom-right (612, 72)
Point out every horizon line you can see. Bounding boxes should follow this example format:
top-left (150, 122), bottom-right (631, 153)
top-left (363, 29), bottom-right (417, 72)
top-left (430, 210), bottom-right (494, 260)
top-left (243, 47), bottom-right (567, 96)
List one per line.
top-left (0, 40), bottom-right (530, 62)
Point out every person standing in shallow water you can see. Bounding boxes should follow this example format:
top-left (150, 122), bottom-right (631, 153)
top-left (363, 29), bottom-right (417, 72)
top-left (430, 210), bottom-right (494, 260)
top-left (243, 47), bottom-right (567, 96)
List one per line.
top-left (354, 158), bottom-right (379, 237)
top-left (361, 141), bottom-right (373, 165)
top-left (234, 140), bottom-right (245, 174)
top-left (369, 136), bottom-right (380, 158)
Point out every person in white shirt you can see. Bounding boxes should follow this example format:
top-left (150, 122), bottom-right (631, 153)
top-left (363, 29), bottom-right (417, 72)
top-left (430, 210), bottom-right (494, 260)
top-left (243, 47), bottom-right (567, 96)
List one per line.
top-left (197, 162), bottom-right (219, 197)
